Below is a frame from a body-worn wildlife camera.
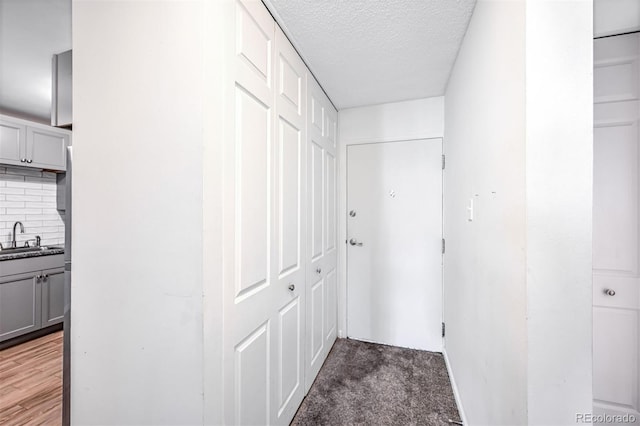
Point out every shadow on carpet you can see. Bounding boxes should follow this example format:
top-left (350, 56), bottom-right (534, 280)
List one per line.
top-left (291, 338), bottom-right (462, 426)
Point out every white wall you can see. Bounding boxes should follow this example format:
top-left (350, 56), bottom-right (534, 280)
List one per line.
top-left (201, 1), bottom-right (229, 424)
top-left (72, 1), bottom-right (212, 424)
top-left (525, 1), bottom-right (593, 424)
top-left (444, 0), bottom-right (593, 424)
top-left (0, 166), bottom-right (64, 247)
top-left (337, 97), bottom-right (444, 338)
top-left (443, 1), bottom-right (527, 424)
top-left (339, 97), bottom-right (444, 144)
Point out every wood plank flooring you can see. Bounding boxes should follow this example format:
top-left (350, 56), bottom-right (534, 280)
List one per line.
top-left (0, 331), bottom-right (63, 425)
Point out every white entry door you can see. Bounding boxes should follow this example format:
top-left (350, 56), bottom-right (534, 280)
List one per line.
top-left (347, 139), bottom-right (443, 351)
top-left (593, 32), bottom-right (640, 424)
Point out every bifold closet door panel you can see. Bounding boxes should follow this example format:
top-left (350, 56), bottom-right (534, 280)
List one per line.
top-left (270, 26), bottom-right (308, 426)
top-left (222, 1), bottom-right (275, 425)
top-left (223, 1), bottom-right (311, 424)
top-left (305, 75), bottom-right (338, 393)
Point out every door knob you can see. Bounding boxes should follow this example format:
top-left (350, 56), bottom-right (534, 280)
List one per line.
top-left (604, 289), bottom-right (616, 296)
top-left (349, 238), bottom-right (363, 247)
top-left (288, 284), bottom-right (295, 291)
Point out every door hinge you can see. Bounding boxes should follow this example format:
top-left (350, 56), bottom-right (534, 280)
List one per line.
top-left (442, 322), bottom-right (446, 338)
top-left (442, 238), bottom-right (445, 254)
top-left (442, 154), bottom-right (445, 170)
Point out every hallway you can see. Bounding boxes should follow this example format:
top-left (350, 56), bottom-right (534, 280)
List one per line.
top-left (292, 339), bottom-right (461, 425)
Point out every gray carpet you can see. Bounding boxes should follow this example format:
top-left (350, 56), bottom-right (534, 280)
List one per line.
top-left (291, 338), bottom-right (462, 426)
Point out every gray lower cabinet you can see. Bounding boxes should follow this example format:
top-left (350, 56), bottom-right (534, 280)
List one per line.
top-left (0, 272), bottom-right (42, 341)
top-left (42, 267), bottom-right (64, 327)
top-left (0, 266), bottom-right (64, 343)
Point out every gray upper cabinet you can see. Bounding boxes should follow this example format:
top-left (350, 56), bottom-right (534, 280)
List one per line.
top-left (41, 267), bottom-right (64, 327)
top-left (0, 119), bottom-right (26, 166)
top-left (0, 272), bottom-right (42, 341)
top-left (52, 50), bottom-right (72, 128)
top-left (0, 114), bottom-right (69, 171)
top-left (27, 127), bottom-right (68, 170)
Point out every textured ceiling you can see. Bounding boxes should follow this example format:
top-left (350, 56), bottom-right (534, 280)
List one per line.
top-left (264, 0), bottom-right (476, 109)
top-left (0, 0), bottom-right (71, 123)
top-left (0, 0), bottom-right (474, 120)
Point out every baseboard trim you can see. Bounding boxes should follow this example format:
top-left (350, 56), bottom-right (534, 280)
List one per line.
top-left (443, 348), bottom-right (469, 426)
top-left (0, 323), bottom-right (63, 351)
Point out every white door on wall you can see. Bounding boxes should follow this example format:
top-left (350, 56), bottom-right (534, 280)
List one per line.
top-left (222, 2), bottom-right (306, 425)
top-left (305, 75), bottom-right (338, 392)
top-left (346, 138), bottom-right (442, 351)
top-left (593, 32), bottom-right (640, 424)
top-left (270, 26), bottom-right (308, 426)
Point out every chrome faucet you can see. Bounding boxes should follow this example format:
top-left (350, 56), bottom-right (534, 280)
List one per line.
top-left (11, 221), bottom-right (24, 249)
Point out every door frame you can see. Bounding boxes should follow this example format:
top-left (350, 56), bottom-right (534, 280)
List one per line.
top-left (337, 135), bottom-right (445, 345)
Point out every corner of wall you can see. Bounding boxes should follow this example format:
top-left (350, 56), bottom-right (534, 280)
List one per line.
top-left (525, 1), bottom-right (594, 423)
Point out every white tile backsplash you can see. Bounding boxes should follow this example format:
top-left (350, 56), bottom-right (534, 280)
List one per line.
top-left (0, 166), bottom-right (65, 248)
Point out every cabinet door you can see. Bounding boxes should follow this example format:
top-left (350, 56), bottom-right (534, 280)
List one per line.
top-left (42, 267), bottom-right (64, 327)
top-left (0, 119), bottom-right (26, 166)
top-left (26, 126), bottom-right (68, 171)
top-left (0, 272), bottom-right (41, 342)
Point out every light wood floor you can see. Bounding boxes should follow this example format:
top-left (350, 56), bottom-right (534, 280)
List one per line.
top-left (0, 331), bottom-right (63, 425)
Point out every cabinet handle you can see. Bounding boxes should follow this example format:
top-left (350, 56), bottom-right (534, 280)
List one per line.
top-left (21, 158), bottom-right (26, 163)
top-left (36, 275), bottom-right (42, 282)
top-left (316, 268), bottom-right (322, 274)
top-left (43, 274), bottom-right (48, 280)
top-left (26, 159), bottom-right (32, 164)
top-left (288, 284), bottom-right (295, 291)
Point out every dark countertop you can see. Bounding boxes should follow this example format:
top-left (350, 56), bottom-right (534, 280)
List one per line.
top-left (0, 247), bottom-right (65, 262)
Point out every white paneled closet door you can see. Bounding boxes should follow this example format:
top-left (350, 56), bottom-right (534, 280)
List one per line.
top-left (271, 26), bottom-right (307, 426)
top-left (305, 75), bottom-right (338, 392)
top-left (222, 2), bottom-right (306, 425)
top-left (593, 33), bottom-right (640, 423)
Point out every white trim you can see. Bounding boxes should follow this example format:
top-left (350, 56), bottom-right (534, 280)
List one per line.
top-left (443, 348), bottom-right (469, 426)
top-left (341, 133), bottom-right (444, 146)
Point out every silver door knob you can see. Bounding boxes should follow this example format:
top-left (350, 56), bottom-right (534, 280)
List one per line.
top-left (288, 284), bottom-right (295, 291)
top-left (604, 289), bottom-right (616, 296)
top-left (349, 238), bottom-right (363, 246)
top-left (316, 268), bottom-right (322, 274)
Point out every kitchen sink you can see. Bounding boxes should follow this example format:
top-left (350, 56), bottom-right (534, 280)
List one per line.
top-left (0, 246), bottom-right (48, 255)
